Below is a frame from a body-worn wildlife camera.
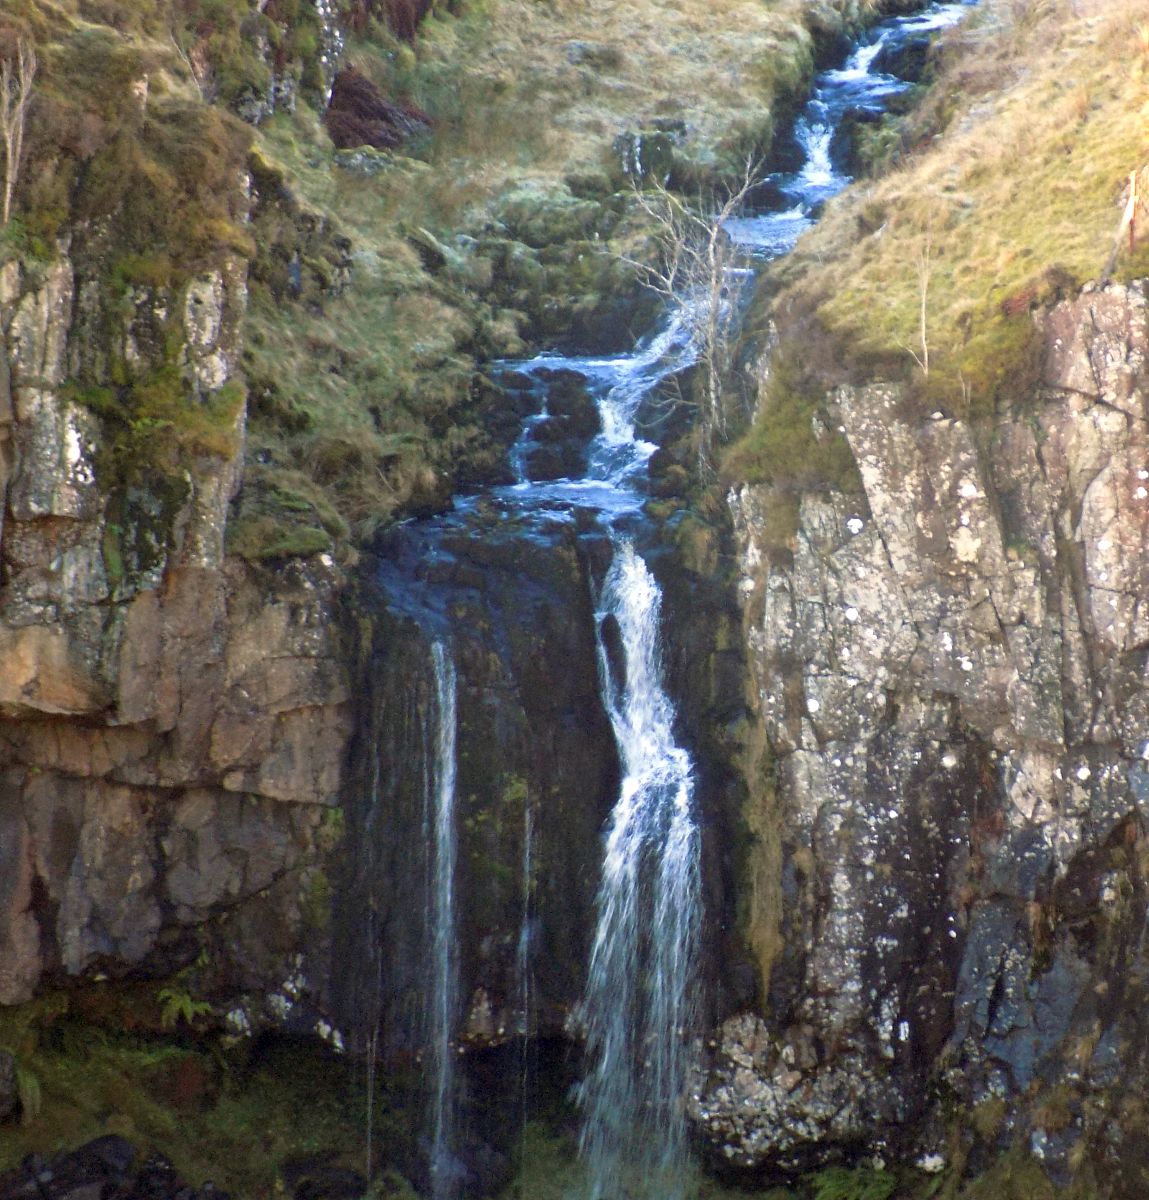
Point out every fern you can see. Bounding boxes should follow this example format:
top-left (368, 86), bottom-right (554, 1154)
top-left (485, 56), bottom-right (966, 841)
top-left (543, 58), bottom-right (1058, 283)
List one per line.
top-left (13, 1059), bottom-right (41, 1126)
top-left (157, 987), bottom-right (213, 1030)
top-left (806, 1166), bottom-right (900, 1200)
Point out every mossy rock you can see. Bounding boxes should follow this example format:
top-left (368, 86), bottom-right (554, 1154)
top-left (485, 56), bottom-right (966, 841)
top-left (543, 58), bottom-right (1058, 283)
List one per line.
top-left (494, 186), bottom-right (606, 250)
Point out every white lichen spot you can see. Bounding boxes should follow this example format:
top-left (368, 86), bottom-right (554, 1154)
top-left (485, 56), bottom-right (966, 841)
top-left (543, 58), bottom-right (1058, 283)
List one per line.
top-left (918, 1155), bottom-right (946, 1174)
top-left (952, 525), bottom-right (981, 562)
top-left (1076, 764), bottom-right (1092, 782)
top-left (960, 657), bottom-right (974, 672)
top-left (845, 606), bottom-right (860, 623)
top-left (226, 1008), bottom-right (252, 1036)
top-left (65, 424), bottom-right (84, 467)
top-left (807, 698), bottom-right (821, 714)
top-left (959, 480), bottom-right (980, 499)
top-left (942, 752), bottom-right (958, 769)
top-left (847, 516), bottom-right (864, 535)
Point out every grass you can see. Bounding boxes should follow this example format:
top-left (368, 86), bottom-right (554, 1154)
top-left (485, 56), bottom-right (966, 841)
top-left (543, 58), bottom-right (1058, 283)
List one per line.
top-left (5, 0), bottom-right (932, 556)
top-left (761, 0), bottom-right (1149, 421)
top-left (722, 350), bottom-right (860, 492)
top-left (0, 993), bottom-right (407, 1199)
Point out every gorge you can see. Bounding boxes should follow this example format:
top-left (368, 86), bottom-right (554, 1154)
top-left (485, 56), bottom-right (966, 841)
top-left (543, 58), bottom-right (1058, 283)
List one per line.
top-left (0, 1), bottom-right (1148, 1199)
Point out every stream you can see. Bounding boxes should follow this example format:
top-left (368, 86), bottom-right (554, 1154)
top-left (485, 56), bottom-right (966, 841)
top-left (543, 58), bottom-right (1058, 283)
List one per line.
top-left (355, 3), bottom-right (975, 1197)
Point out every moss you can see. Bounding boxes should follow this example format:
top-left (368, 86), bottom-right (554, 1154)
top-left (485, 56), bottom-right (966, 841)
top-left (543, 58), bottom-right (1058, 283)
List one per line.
top-left (721, 352), bottom-right (860, 493)
top-left (0, 1011), bottom-right (383, 1197)
top-left (970, 1095), bottom-right (1007, 1142)
top-left (300, 865), bottom-right (334, 932)
top-left (67, 368), bottom-right (244, 483)
top-left (227, 516), bottom-right (332, 562)
top-left (958, 1150), bottom-right (1072, 1200)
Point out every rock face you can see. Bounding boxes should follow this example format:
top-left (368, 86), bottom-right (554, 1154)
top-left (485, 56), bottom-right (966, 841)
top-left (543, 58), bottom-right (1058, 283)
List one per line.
top-left (699, 281), bottom-right (1149, 1185)
top-left (0, 246), bottom-right (352, 1021)
top-left (332, 509), bottom-right (619, 1054)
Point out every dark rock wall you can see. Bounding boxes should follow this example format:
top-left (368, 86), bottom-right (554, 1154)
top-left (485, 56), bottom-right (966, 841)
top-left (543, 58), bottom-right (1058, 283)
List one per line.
top-left (334, 512), bottom-right (619, 1056)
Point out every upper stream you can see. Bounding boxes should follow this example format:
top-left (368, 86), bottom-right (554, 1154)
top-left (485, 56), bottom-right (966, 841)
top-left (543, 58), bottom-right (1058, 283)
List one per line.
top-left (359, 3), bottom-right (974, 1196)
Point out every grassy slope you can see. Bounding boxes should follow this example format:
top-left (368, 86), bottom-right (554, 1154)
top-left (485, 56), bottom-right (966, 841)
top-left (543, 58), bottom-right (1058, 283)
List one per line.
top-left (233, 0), bottom-right (926, 550)
top-left (2, 0), bottom-right (917, 556)
top-left (741, 0), bottom-right (1149, 439)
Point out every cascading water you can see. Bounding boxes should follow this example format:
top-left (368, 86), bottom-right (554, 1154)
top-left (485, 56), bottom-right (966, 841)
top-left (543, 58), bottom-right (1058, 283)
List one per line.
top-left (428, 642), bottom-right (459, 1200)
top-left (354, 5), bottom-right (976, 1195)
top-left (578, 541), bottom-right (701, 1200)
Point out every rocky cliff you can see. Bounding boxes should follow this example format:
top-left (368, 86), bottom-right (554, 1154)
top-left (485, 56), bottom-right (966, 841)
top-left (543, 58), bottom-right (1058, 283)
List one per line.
top-left (693, 281), bottom-right (1149, 1191)
top-left (0, 240), bottom-right (351, 1029)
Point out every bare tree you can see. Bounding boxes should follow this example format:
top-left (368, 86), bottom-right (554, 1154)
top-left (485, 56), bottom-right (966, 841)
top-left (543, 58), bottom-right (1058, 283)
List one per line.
top-left (898, 234), bottom-right (932, 377)
top-left (619, 161), bottom-right (760, 472)
top-left (0, 38), bottom-right (36, 230)
top-left (1103, 167), bottom-right (1148, 281)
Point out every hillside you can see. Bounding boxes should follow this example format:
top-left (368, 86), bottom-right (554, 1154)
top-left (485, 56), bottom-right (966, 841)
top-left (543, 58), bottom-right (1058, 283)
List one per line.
top-left (2, 0), bottom-right (1148, 1198)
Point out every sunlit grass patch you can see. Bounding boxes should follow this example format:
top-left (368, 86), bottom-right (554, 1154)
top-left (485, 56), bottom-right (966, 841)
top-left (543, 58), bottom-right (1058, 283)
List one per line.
top-left (765, 0), bottom-right (1149, 419)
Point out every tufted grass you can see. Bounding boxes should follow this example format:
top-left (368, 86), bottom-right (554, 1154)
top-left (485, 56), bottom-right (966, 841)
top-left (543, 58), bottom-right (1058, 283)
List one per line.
top-left (764, 0), bottom-right (1149, 420)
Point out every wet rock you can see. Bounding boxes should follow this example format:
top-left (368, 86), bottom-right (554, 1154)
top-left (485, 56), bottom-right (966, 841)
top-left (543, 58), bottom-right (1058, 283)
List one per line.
top-left (0, 1050), bottom-right (14, 1121)
top-left (282, 1160), bottom-right (367, 1200)
top-left (871, 33), bottom-right (933, 82)
top-left (336, 511), bottom-right (618, 1054)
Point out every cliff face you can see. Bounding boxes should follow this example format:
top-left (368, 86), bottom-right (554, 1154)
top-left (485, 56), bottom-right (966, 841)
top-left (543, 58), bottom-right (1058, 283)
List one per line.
top-left (696, 281), bottom-right (1149, 1184)
top-left (0, 243), bottom-right (351, 1023)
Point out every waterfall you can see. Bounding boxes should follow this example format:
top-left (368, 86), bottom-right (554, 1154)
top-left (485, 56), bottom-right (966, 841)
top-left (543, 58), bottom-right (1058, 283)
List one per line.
top-left (516, 800), bottom-right (536, 1164)
top-left (428, 641), bottom-right (459, 1200)
top-left (578, 540), bottom-right (702, 1200)
top-left (312, 0), bottom-right (346, 101)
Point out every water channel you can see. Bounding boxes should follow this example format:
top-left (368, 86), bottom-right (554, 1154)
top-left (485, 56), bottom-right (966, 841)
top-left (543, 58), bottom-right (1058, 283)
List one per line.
top-left (359, 3), bottom-right (976, 1195)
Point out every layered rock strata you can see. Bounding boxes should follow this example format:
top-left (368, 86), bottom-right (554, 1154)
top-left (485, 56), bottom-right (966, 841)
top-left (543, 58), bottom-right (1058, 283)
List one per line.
top-left (0, 247), bottom-right (350, 1020)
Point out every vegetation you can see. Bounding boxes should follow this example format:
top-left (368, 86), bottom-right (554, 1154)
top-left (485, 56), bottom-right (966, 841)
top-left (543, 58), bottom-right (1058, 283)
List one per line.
top-left (0, 989), bottom-right (408, 1198)
top-left (757, 0), bottom-right (1149, 424)
top-left (0, 36), bottom-right (36, 228)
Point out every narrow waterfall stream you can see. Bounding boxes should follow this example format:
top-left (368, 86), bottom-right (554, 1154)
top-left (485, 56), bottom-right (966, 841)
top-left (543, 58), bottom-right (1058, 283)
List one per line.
top-left (428, 643), bottom-right (460, 1200)
top-left (357, 3), bottom-right (975, 1196)
top-left (579, 540), bottom-right (701, 1200)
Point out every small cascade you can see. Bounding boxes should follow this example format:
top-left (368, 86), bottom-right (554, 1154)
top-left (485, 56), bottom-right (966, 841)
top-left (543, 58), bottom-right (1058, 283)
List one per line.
top-left (312, 0), bottom-right (346, 101)
top-left (578, 541), bottom-right (702, 1200)
top-left (427, 642), bottom-right (460, 1200)
top-left (516, 800), bottom-right (536, 1156)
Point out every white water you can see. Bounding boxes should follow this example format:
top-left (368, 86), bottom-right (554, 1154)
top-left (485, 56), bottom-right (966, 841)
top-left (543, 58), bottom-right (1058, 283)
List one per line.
top-left (380, 5), bottom-right (975, 1191)
top-left (578, 541), bottom-right (702, 1200)
top-left (428, 642), bottom-right (459, 1200)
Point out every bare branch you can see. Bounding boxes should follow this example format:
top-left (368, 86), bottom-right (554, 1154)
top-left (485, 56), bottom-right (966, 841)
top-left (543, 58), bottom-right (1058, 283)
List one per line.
top-left (897, 234), bottom-right (932, 377)
top-left (0, 37), bottom-right (37, 230)
top-left (620, 159), bottom-right (761, 472)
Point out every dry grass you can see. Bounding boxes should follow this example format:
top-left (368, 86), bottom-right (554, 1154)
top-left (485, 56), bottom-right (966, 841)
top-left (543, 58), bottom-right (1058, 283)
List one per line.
top-left (372, 0), bottom-right (905, 202)
top-left (767, 0), bottom-right (1149, 414)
